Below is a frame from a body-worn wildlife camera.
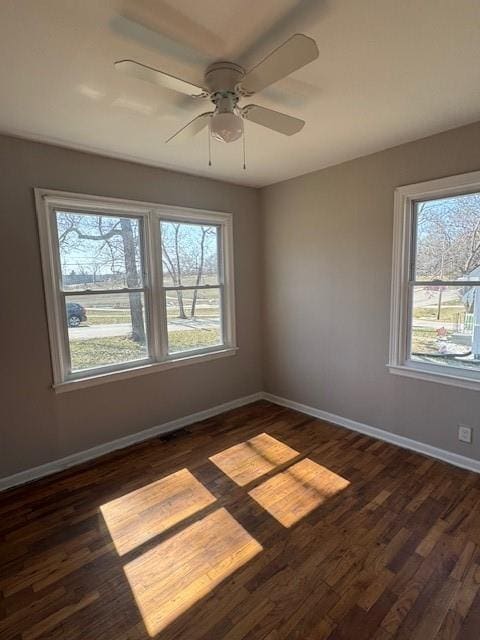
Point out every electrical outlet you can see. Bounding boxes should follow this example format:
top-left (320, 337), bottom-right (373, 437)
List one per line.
top-left (458, 425), bottom-right (473, 444)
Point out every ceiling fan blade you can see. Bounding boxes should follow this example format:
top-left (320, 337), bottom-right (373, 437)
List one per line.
top-left (121, 0), bottom-right (225, 58)
top-left (241, 34), bottom-right (319, 95)
top-left (166, 112), bottom-right (213, 144)
top-left (242, 105), bottom-right (305, 136)
top-left (115, 60), bottom-right (207, 97)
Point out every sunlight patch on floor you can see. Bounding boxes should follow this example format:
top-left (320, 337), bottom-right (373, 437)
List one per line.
top-left (209, 432), bottom-right (299, 486)
top-left (248, 458), bottom-right (350, 527)
top-left (100, 468), bottom-right (216, 555)
top-left (123, 508), bottom-right (262, 636)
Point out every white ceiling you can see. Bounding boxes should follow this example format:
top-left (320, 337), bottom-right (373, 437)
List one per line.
top-left (0, 0), bottom-right (479, 187)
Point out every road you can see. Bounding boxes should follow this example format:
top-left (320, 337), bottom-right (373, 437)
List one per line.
top-left (69, 318), bottom-right (220, 340)
top-left (412, 319), bottom-right (459, 331)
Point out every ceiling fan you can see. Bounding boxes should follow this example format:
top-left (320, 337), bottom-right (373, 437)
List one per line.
top-left (114, 33), bottom-right (319, 146)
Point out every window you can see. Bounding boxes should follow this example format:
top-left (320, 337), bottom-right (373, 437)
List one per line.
top-left (160, 220), bottom-right (223, 354)
top-left (36, 190), bottom-right (236, 390)
top-left (389, 171), bottom-right (480, 390)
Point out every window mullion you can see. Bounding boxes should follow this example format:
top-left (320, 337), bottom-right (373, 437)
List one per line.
top-left (220, 220), bottom-right (234, 348)
top-left (59, 287), bottom-right (145, 296)
top-left (57, 290), bottom-right (73, 378)
top-left (149, 211), bottom-right (167, 361)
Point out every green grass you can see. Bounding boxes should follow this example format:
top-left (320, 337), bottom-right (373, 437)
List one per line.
top-left (412, 305), bottom-right (465, 323)
top-left (166, 307), bottom-right (219, 319)
top-left (70, 329), bottom-right (220, 370)
top-left (70, 337), bottom-right (147, 370)
top-left (85, 310), bottom-right (131, 325)
top-left (169, 329), bottom-right (220, 352)
top-left (85, 307), bottom-right (219, 325)
top-left (411, 326), bottom-right (472, 356)
top-left (411, 328), bottom-right (439, 352)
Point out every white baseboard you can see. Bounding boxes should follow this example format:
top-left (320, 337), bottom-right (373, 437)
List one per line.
top-left (2, 390), bottom-right (479, 492)
top-left (263, 392), bottom-right (480, 474)
top-left (0, 392), bottom-right (264, 491)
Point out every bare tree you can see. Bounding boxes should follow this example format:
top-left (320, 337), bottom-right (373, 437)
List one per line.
top-left (191, 226), bottom-right (214, 317)
top-left (161, 223), bottom-right (216, 319)
top-left (119, 218), bottom-right (145, 343)
top-left (161, 223), bottom-right (188, 319)
top-left (57, 214), bottom-right (145, 343)
top-left (417, 195), bottom-right (480, 280)
top-left (416, 195), bottom-right (480, 321)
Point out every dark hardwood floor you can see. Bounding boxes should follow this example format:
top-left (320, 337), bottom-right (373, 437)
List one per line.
top-left (1, 400), bottom-right (480, 640)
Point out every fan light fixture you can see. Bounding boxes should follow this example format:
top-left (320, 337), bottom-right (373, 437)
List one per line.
top-left (115, 33), bottom-right (319, 168)
top-left (210, 112), bottom-right (243, 143)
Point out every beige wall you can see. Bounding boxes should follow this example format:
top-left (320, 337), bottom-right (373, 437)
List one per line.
top-left (0, 135), bottom-right (263, 477)
top-left (262, 121), bottom-right (480, 460)
top-left (3, 121), bottom-right (480, 480)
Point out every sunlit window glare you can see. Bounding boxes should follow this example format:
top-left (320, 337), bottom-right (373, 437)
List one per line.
top-left (123, 508), bottom-right (262, 636)
top-left (100, 468), bottom-right (216, 555)
top-left (209, 432), bottom-right (299, 486)
top-left (248, 458), bottom-right (350, 527)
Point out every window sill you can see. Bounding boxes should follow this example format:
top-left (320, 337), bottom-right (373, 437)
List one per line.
top-left (53, 347), bottom-right (238, 393)
top-left (387, 363), bottom-right (480, 391)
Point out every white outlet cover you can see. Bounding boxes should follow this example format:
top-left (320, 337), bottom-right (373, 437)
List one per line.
top-left (458, 425), bottom-right (473, 444)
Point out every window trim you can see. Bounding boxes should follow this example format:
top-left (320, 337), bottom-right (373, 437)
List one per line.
top-left (388, 170), bottom-right (480, 391)
top-left (35, 188), bottom-right (237, 392)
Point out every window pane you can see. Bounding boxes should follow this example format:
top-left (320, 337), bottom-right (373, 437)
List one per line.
top-left (56, 211), bottom-right (143, 291)
top-left (414, 193), bottom-right (480, 282)
top-left (166, 287), bottom-right (222, 354)
top-left (160, 221), bottom-right (219, 287)
top-left (410, 285), bottom-right (480, 371)
top-left (66, 292), bottom-right (148, 372)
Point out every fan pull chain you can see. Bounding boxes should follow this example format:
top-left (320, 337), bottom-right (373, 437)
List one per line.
top-left (208, 124), bottom-right (212, 167)
top-left (242, 124), bottom-right (246, 171)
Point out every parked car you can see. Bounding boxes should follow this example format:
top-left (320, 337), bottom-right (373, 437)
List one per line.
top-left (66, 302), bottom-right (87, 327)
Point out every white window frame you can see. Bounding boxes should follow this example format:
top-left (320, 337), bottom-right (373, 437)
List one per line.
top-left (35, 189), bottom-right (237, 392)
top-left (388, 170), bottom-right (480, 391)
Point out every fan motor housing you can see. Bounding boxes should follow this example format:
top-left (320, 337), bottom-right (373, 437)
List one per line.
top-left (205, 62), bottom-right (245, 94)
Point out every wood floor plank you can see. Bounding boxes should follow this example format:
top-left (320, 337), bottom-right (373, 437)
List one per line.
top-left (1, 400), bottom-right (480, 639)
top-left (22, 591), bottom-right (99, 640)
